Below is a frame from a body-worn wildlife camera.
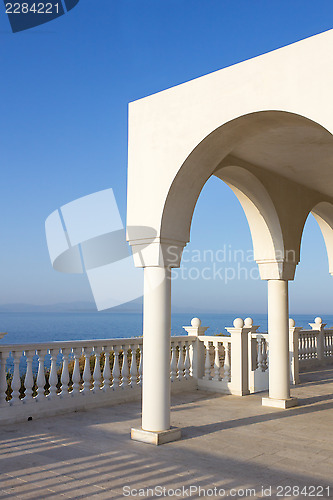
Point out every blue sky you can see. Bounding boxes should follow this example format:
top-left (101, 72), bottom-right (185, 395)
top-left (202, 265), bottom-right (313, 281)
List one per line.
top-left (1, 1), bottom-right (333, 313)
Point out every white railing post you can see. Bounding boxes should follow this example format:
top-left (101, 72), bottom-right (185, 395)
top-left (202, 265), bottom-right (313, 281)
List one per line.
top-left (203, 341), bottom-right (212, 380)
top-left (0, 351), bottom-right (8, 406)
top-left (121, 346), bottom-right (129, 388)
top-left (93, 348), bottom-right (101, 392)
top-left (225, 318), bottom-right (250, 396)
top-left (24, 350), bottom-right (34, 402)
top-left (60, 348), bottom-right (70, 397)
top-left (103, 348), bottom-right (111, 391)
top-left (138, 345), bottom-right (143, 386)
top-left (183, 318), bottom-right (208, 380)
top-left (170, 345), bottom-right (177, 382)
top-left (129, 345), bottom-right (138, 386)
top-left (82, 348), bottom-right (92, 393)
top-left (177, 341), bottom-right (184, 381)
top-left (222, 341), bottom-right (231, 382)
top-left (48, 349), bottom-right (58, 398)
top-left (11, 351), bottom-right (21, 405)
top-left (213, 340), bottom-right (221, 381)
top-left (289, 319), bottom-right (302, 385)
top-left (71, 349), bottom-right (81, 395)
top-left (184, 342), bottom-right (191, 379)
top-left (112, 346), bottom-right (120, 389)
top-left (36, 349), bottom-right (46, 400)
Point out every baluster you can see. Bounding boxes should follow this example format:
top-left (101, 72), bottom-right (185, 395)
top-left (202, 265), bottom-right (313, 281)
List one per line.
top-left (203, 342), bottom-right (212, 380)
top-left (71, 349), bottom-right (81, 395)
top-left (184, 342), bottom-right (190, 379)
top-left (188, 342), bottom-right (194, 377)
top-left (177, 341), bottom-right (184, 381)
top-left (121, 347), bottom-right (129, 388)
top-left (262, 339), bottom-right (268, 371)
top-left (48, 349), bottom-right (58, 398)
top-left (223, 342), bottom-right (231, 382)
top-left (313, 335), bottom-right (317, 359)
top-left (298, 335), bottom-right (302, 360)
top-left (328, 334), bottom-right (333, 356)
top-left (24, 350), bottom-right (34, 402)
top-left (36, 350), bottom-right (46, 400)
top-left (324, 334), bottom-right (328, 357)
top-left (302, 334), bottom-right (307, 359)
top-left (300, 335), bottom-right (305, 360)
top-left (112, 346), bottom-right (120, 389)
top-left (138, 345), bottom-right (143, 386)
top-left (93, 348), bottom-right (101, 392)
top-left (0, 351), bottom-right (8, 405)
top-left (103, 348), bottom-right (111, 391)
top-left (257, 338), bottom-right (264, 371)
top-left (305, 335), bottom-right (309, 359)
top-left (213, 341), bottom-right (221, 381)
top-left (170, 344), bottom-right (177, 382)
top-left (306, 334), bottom-right (310, 359)
top-left (129, 345), bottom-right (138, 386)
top-left (82, 348), bottom-right (92, 393)
top-left (121, 346), bottom-right (129, 389)
top-left (11, 351), bottom-right (21, 404)
top-left (60, 348), bottom-right (70, 397)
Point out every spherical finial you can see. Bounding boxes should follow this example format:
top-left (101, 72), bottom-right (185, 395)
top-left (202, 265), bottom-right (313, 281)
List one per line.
top-left (244, 317), bottom-right (253, 327)
top-left (315, 317), bottom-right (322, 325)
top-left (233, 318), bottom-right (244, 328)
top-left (191, 317), bottom-right (201, 328)
top-left (289, 318), bottom-right (295, 328)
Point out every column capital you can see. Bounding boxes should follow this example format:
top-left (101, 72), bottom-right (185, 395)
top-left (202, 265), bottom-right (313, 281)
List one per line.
top-left (128, 238), bottom-right (187, 268)
top-left (256, 259), bottom-right (298, 281)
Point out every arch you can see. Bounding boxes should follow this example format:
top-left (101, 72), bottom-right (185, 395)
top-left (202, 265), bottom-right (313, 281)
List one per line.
top-left (159, 110), bottom-right (332, 247)
top-left (311, 202), bottom-right (333, 275)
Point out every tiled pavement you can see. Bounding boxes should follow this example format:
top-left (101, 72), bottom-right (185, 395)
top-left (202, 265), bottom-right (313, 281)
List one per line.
top-left (1, 369), bottom-right (333, 499)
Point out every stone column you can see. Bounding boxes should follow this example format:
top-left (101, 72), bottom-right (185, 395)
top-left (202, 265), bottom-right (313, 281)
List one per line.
top-left (262, 279), bottom-right (298, 409)
top-left (129, 239), bottom-right (185, 444)
top-left (142, 266), bottom-right (171, 432)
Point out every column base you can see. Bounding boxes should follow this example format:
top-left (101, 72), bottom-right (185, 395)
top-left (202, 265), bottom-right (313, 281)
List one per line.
top-left (131, 427), bottom-right (181, 445)
top-left (262, 397), bottom-right (298, 409)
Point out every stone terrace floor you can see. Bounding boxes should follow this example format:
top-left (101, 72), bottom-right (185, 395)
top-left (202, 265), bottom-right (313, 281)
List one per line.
top-left (0, 369), bottom-right (333, 499)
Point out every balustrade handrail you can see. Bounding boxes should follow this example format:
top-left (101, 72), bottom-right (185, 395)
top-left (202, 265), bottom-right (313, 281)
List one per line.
top-left (198, 334), bottom-right (231, 342)
top-left (0, 334), bottom-right (197, 353)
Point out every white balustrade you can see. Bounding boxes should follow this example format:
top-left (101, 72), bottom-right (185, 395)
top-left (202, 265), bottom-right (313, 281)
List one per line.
top-left (2, 315), bottom-right (332, 426)
top-left (1, 337), bottom-right (174, 423)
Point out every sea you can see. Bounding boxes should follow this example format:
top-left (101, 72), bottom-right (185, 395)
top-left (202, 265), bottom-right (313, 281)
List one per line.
top-left (1, 311), bottom-right (333, 345)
